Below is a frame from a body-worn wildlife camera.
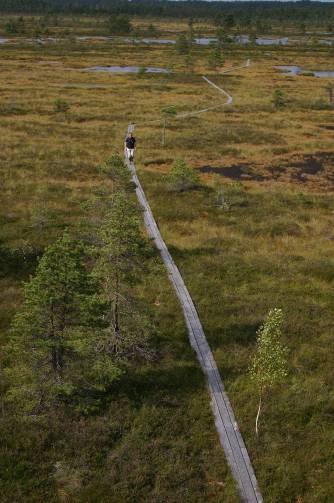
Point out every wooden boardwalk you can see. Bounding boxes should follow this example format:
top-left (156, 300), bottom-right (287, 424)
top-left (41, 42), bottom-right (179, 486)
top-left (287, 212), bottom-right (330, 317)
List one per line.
top-left (126, 124), bottom-right (263, 502)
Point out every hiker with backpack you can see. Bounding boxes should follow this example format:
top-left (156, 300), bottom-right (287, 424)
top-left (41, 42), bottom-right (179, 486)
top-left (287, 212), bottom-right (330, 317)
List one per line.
top-left (125, 132), bottom-right (136, 162)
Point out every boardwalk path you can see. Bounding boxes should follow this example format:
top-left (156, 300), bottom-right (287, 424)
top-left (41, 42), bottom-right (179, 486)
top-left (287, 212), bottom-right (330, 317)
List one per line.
top-left (126, 66), bottom-right (262, 502)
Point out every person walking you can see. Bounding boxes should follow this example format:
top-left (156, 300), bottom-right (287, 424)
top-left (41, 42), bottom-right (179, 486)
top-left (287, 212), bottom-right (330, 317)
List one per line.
top-left (125, 132), bottom-right (136, 162)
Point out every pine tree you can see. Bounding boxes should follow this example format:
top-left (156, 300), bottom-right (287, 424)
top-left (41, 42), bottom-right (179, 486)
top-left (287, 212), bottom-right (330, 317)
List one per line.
top-left (188, 17), bottom-right (194, 47)
top-left (93, 191), bottom-right (153, 361)
top-left (107, 15), bottom-right (132, 35)
top-left (102, 154), bottom-right (134, 193)
top-left (82, 155), bottom-right (134, 240)
top-left (250, 308), bottom-right (288, 436)
top-left (166, 160), bottom-right (200, 192)
top-left (272, 89), bottom-right (286, 109)
top-left (5, 233), bottom-right (120, 414)
top-left (161, 106), bottom-right (178, 146)
top-left (176, 34), bottom-right (189, 55)
top-left (208, 45), bottom-right (224, 70)
top-left (216, 27), bottom-right (227, 46)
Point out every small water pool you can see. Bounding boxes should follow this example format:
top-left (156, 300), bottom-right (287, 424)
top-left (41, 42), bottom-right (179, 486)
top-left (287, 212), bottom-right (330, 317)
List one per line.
top-left (194, 37), bottom-right (218, 46)
top-left (77, 36), bottom-right (111, 41)
top-left (275, 65), bottom-right (302, 75)
top-left (320, 39), bottom-right (334, 46)
top-left (276, 65), bottom-right (334, 78)
top-left (84, 65), bottom-right (170, 74)
top-left (257, 37), bottom-right (289, 46)
top-left (137, 38), bottom-right (175, 45)
top-left (235, 35), bottom-right (289, 45)
top-left (80, 36), bottom-right (283, 47)
top-left (314, 70), bottom-right (334, 78)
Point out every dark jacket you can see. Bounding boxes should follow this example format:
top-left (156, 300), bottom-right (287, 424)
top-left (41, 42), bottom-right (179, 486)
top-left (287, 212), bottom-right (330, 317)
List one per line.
top-left (125, 136), bottom-right (136, 149)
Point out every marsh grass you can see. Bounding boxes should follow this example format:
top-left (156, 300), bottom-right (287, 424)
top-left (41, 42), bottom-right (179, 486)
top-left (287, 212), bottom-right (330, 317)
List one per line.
top-left (0, 15), bottom-right (333, 502)
top-left (140, 169), bottom-right (334, 502)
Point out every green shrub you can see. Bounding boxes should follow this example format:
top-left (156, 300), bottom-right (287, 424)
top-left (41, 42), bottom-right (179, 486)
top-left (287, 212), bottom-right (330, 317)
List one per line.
top-left (161, 105), bottom-right (177, 117)
top-left (272, 89), bottom-right (286, 109)
top-left (303, 259), bottom-right (334, 282)
top-left (0, 102), bottom-right (27, 116)
top-left (137, 67), bottom-right (147, 78)
top-left (208, 45), bottom-right (224, 70)
top-left (107, 15), bottom-right (132, 35)
top-left (5, 17), bottom-right (25, 35)
top-left (311, 99), bottom-right (333, 110)
top-left (175, 34), bottom-right (189, 55)
top-left (166, 160), bottom-right (200, 192)
top-left (146, 23), bottom-right (159, 37)
top-left (54, 99), bottom-right (70, 113)
top-left (270, 220), bottom-right (302, 237)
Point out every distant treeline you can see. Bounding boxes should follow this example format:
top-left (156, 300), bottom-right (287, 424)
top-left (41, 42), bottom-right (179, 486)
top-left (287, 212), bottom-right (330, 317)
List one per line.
top-left (1, 0), bottom-right (334, 26)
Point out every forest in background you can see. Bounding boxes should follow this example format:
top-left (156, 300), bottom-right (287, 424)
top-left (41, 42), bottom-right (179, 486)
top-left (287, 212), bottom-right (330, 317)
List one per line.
top-left (1, 0), bottom-right (334, 28)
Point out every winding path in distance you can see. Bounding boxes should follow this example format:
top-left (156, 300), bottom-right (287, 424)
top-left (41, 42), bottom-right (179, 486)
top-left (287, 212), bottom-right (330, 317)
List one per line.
top-left (126, 62), bottom-right (262, 502)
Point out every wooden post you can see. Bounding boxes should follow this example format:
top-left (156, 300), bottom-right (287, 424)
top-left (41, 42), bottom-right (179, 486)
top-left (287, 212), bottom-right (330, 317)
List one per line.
top-left (162, 118), bottom-right (166, 146)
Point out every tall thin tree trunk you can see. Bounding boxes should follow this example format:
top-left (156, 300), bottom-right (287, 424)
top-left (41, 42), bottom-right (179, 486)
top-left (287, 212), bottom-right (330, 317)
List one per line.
top-left (255, 393), bottom-right (262, 436)
top-left (52, 347), bottom-right (63, 381)
top-left (113, 275), bottom-right (120, 335)
top-left (162, 118), bottom-right (166, 146)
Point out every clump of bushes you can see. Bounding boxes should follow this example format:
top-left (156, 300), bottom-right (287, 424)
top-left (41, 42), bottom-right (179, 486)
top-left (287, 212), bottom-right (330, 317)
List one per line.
top-left (175, 34), bottom-right (189, 55)
top-left (0, 101), bottom-right (27, 116)
top-left (270, 220), bottom-right (302, 237)
top-left (137, 66), bottom-right (147, 78)
top-left (5, 17), bottom-right (25, 35)
top-left (106, 15), bottom-right (132, 35)
top-left (166, 160), bottom-right (200, 192)
top-left (208, 45), bottom-right (224, 70)
top-left (272, 88), bottom-right (287, 109)
top-left (54, 99), bottom-right (70, 113)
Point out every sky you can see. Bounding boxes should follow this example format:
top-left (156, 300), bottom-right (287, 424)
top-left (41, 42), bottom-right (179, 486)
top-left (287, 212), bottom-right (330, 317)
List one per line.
top-left (187, 0), bottom-right (334, 3)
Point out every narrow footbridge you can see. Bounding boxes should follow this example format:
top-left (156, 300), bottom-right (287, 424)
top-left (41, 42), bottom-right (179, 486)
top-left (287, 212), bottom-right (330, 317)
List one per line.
top-left (126, 121), bottom-right (262, 502)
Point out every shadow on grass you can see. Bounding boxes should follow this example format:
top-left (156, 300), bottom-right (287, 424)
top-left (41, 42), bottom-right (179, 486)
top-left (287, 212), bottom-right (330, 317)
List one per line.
top-left (0, 243), bottom-right (40, 280)
top-left (71, 361), bottom-right (205, 417)
top-left (168, 244), bottom-right (217, 260)
top-left (112, 361), bottom-right (204, 408)
top-left (220, 323), bottom-right (259, 346)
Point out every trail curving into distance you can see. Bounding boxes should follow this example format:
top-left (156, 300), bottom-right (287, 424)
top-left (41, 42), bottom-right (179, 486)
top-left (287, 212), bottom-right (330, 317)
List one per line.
top-left (130, 59), bottom-right (250, 127)
top-left (126, 60), bottom-right (262, 502)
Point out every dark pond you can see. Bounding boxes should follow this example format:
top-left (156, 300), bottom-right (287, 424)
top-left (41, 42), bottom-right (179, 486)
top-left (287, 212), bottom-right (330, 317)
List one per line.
top-left (84, 65), bottom-right (170, 74)
top-left (199, 165), bottom-right (265, 181)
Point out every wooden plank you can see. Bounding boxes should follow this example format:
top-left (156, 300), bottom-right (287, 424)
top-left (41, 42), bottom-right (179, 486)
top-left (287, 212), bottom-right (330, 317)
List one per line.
top-left (126, 129), bottom-right (263, 502)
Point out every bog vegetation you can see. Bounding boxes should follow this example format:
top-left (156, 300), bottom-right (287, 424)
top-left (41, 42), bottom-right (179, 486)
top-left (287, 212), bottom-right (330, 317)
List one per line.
top-left (6, 157), bottom-right (156, 416)
top-left (0, 7), bottom-right (333, 503)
